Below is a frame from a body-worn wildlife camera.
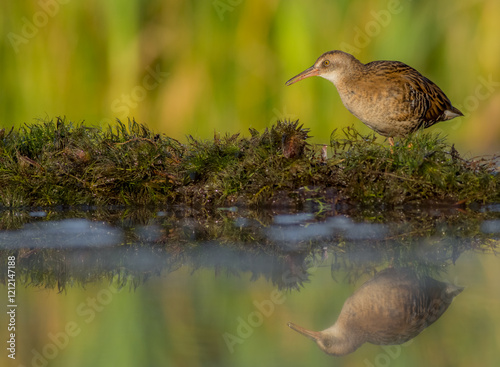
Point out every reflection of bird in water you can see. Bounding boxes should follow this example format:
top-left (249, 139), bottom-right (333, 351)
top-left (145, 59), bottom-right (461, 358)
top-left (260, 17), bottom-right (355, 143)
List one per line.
top-left (286, 51), bottom-right (463, 146)
top-left (288, 268), bottom-right (463, 356)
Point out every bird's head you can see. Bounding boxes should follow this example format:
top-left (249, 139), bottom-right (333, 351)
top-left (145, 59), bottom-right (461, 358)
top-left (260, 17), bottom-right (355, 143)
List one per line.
top-left (285, 50), bottom-right (360, 86)
top-left (287, 321), bottom-right (358, 356)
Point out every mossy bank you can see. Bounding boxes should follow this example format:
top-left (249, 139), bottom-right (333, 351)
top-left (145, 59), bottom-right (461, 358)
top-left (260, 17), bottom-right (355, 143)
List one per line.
top-left (0, 118), bottom-right (498, 208)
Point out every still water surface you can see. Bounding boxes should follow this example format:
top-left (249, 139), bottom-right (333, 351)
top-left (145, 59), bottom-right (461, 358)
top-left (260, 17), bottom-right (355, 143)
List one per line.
top-left (0, 206), bottom-right (499, 366)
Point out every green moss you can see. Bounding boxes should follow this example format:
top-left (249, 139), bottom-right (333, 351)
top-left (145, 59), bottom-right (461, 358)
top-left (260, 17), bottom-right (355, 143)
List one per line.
top-left (0, 118), bottom-right (499, 208)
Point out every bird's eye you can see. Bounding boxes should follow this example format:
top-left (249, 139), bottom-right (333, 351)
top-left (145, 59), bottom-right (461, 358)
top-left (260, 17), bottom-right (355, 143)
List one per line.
top-left (323, 60), bottom-right (330, 67)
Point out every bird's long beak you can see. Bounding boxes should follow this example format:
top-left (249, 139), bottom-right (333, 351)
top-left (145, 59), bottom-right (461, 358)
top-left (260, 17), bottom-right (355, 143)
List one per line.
top-left (285, 66), bottom-right (319, 86)
top-left (287, 322), bottom-right (321, 341)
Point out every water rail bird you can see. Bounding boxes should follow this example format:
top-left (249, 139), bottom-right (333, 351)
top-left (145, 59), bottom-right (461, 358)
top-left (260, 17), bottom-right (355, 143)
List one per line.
top-left (286, 51), bottom-right (463, 145)
top-left (287, 268), bottom-right (463, 356)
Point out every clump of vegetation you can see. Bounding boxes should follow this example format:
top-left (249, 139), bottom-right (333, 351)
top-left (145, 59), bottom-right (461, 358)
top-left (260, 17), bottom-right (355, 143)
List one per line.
top-left (329, 127), bottom-right (499, 205)
top-left (0, 118), bottom-right (184, 206)
top-left (0, 118), bottom-right (498, 208)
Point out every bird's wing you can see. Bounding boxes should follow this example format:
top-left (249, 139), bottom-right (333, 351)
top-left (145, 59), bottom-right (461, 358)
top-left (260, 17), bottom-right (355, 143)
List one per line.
top-left (367, 61), bottom-right (461, 127)
top-left (399, 65), bottom-right (464, 127)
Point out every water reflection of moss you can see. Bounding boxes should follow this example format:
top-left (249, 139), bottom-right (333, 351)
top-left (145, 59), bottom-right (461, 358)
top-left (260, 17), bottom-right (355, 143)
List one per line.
top-left (1, 119), bottom-right (499, 208)
top-left (1, 207), bottom-right (499, 292)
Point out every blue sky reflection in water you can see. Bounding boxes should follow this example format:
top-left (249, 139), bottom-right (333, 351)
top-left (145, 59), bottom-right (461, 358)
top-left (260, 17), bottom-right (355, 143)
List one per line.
top-left (0, 207), bottom-right (500, 366)
top-left (0, 219), bottom-right (123, 248)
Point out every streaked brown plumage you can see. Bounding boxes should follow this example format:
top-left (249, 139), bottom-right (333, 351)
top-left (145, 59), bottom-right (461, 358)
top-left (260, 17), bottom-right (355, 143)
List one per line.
top-left (287, 268), bottom-right (463, 356)
top-left (286, 51), bottom-right (463, 144)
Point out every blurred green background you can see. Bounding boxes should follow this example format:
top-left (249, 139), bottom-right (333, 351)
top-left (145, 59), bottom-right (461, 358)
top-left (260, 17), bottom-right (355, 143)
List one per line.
top-left (1, 0), bottom-right (500, 153)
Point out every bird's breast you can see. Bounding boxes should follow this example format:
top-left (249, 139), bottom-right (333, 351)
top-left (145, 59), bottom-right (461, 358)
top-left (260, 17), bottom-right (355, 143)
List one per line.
top-left (335, 82), bottom-right (417, 137)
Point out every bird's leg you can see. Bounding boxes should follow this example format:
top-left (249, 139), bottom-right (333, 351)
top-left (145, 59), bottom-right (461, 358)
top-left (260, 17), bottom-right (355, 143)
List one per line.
top-left (321, 144), bottom-right (328, 162)
top-left (390, 136), bottom-right (414, 150)
top-left (388, 137), bottom-right (394, 154)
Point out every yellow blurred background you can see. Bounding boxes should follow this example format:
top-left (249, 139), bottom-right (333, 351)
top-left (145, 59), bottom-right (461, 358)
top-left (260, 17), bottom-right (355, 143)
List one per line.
top-left (1, 0), bottom-right (500, 154)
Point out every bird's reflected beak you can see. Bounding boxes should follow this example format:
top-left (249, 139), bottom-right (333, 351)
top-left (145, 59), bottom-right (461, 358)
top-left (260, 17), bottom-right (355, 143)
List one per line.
top-left (287, 322), bottom-right (321, 341)
top-left (285, 66), bottom-right (319, 86)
